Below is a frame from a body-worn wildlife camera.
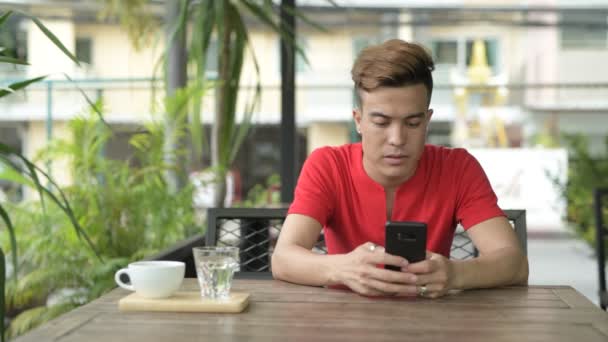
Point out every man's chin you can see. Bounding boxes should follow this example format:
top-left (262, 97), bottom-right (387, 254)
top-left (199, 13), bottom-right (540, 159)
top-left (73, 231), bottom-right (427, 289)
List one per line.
top-left (380, 161), bottom-right (417, 178)
top-left (381, 168), bottom-right (410, 180)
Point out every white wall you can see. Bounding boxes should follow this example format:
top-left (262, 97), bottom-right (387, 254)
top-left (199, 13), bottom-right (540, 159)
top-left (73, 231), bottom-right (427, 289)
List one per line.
top-left (76, 24), bottom-right (161, 78)
top-left (22, 121), bottom-right (72, 199)
top-left (27, 19), bottom-right (75, 78)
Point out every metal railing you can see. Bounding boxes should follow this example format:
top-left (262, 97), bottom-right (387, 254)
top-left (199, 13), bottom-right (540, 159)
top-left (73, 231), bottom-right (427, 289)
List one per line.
top-left (2, 77), bottom-right (608, 147)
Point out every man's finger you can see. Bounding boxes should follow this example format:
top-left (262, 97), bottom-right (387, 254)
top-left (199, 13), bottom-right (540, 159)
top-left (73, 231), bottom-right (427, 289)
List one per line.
top-left (365, 266), bottom-right (416, 284)
top-left (362, 277), bottom-right (418, 296)
top-left (381, 251), bottom-right (409, 268)
top-left (405, 259), bottom-right (435, 274)
top-left (412, 272), bottom-right (443, 286)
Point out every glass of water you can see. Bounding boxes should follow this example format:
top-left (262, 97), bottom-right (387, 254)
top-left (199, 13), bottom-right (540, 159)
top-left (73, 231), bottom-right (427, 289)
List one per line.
top-left (192, 246), bottom-right (240, 300)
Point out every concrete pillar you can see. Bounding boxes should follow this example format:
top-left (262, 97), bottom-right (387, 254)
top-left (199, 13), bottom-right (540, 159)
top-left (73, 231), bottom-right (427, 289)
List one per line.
top-left (398, 10), bottom-right (414, 42)
top-left (306, 122), bottom-right (349, 155)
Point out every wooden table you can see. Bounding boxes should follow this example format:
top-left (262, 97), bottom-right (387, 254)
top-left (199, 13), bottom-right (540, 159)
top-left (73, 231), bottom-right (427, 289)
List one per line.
top-left (14, 278), bottom-right (608, 342)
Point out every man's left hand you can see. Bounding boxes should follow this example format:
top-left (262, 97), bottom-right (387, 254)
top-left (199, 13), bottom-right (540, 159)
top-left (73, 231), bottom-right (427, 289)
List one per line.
top-left (404, 251), bottom-right (455, 299)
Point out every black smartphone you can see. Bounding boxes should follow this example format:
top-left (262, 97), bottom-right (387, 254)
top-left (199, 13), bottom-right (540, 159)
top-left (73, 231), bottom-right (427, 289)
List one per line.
top-left (384, 221), bottom-right (427, 271)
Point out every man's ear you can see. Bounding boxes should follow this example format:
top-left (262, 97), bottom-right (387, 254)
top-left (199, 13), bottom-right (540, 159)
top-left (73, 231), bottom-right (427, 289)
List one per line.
top-left (425, 109), bottom-right (434, 136)
top-left (353, 108), bottom-right (362, 133)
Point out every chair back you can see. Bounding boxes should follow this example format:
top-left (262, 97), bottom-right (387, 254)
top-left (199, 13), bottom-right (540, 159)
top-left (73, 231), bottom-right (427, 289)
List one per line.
top-left (451, 209), bottom-right (527, 259)
top-left (206, 208), bottom-right (528, 275)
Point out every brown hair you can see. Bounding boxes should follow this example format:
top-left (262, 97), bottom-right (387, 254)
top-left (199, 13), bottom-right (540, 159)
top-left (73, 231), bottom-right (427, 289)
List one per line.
top-left (351, 39), bottom-right (435, 106)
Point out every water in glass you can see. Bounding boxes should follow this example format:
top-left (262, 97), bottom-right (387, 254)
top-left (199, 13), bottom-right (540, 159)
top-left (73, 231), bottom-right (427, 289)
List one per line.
top-left (192, 246), bottom-right (240, 300)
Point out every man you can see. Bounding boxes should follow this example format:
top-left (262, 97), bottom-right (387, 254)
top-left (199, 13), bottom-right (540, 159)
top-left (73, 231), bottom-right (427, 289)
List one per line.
top-left (271, 39), bottom-right (528, 298)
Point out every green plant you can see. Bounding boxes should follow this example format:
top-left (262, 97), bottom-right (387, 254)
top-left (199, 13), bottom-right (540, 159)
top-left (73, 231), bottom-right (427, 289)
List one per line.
top-left (0, 8), bottom-right (209, 339)
top-left (0, 98), bottom-right (199, 337)
top-left (0, 9), bottom-right (96, 342)
top-left (108, 0), bottom-right (329, 208)
top-left (236, 173), bottom-right (281, 208)
top-left (551, 134), bottom-right (608, 252)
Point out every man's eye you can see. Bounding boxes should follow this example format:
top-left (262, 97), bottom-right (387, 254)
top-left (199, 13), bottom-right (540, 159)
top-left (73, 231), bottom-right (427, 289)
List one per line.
top-left (406, 121), bottom-right (422, 128)
top-left (373, 121), bottom-right (389, 127)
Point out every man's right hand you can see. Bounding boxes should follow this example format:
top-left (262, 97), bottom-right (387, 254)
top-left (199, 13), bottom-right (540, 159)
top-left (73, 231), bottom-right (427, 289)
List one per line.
top-left (330, 242), bottom-right (419, 297)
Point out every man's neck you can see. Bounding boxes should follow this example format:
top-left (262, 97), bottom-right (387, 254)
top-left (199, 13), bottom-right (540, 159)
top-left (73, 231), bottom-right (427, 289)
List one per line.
top-left (362, 157), bottom-right (416, 190)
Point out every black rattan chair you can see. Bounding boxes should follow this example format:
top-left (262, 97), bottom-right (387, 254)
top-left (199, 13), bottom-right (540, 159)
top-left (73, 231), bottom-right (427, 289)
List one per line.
top-left (206, 208), bottom-right (527, 277)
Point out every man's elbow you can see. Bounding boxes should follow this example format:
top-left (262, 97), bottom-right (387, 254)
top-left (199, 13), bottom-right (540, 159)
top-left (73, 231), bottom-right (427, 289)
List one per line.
top-left (271, 249), bottom-right (286, 280)
top-left (513, 254), bottom-right (529, 285)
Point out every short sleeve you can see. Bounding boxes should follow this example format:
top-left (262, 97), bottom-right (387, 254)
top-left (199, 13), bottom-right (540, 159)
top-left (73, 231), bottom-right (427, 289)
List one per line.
top-left (288, 147), bottom-right (337, 226)
top-left (454, 150), bottom-right (505, 229)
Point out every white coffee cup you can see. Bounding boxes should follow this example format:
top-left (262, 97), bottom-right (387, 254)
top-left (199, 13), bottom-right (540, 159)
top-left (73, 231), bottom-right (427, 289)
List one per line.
top-left (114, 261), bottom-right (185, 299)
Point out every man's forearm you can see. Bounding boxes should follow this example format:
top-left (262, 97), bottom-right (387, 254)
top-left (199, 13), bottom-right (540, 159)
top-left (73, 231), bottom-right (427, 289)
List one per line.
top-left (451, 247), bottom-right (529, 290)
top-left (271, 245), bottom-right (345, 286)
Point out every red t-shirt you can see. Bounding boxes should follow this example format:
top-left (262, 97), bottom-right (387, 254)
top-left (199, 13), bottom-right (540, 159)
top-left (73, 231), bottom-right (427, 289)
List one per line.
top-left (288, 143), bottom-right (504, 257)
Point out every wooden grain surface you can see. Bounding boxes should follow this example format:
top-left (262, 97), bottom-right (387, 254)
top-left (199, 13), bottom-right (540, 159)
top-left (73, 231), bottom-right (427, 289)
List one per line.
top-left (14, 279), bottom-right (608, 342)
top-left (118, 291), bottom-right (250, 313)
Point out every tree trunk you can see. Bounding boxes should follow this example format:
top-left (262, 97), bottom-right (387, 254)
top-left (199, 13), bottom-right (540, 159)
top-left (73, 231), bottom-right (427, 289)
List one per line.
top-left (211, 6), bottom-right (231, 208)
top-left (164, 0), bottom-right (188, 193)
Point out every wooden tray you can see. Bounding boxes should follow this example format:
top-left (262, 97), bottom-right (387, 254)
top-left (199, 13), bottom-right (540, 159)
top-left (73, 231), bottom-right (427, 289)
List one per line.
top-left (118, 291), bottom-right (250, 313)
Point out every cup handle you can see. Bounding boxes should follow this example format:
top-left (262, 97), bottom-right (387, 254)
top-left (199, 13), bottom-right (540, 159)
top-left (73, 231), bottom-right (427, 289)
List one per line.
top-left (114, 268), bottom-right (134, 291)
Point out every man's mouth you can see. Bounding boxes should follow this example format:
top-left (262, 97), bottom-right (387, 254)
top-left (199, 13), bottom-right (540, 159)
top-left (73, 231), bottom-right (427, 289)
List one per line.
top-left (383, 154), bottom-right (407, 165)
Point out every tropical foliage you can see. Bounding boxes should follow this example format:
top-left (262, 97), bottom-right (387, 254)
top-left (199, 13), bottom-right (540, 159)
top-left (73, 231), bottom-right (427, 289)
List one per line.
top-left (0, 9), bottom-right (90, 342)
top-left (1, 100), bottom-right (199, 338)
top-left (237, 173), bottom-right (281, 208)
top-left (0, 2), bottom-right (331, 339)
top-left (109, 0), bottom-right (325, 207)
top-left (551, 134), bottom-right (608, 253)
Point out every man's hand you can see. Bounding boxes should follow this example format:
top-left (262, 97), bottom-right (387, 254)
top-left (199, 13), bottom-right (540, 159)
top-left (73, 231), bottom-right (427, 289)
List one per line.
top-left (332, 242), bottom-right (419, 297)
top-left (405, 251), bottom-right (456, 299)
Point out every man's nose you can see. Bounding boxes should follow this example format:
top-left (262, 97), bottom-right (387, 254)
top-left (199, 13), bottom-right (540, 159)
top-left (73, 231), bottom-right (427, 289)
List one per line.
top-left (387, 124), bottom-right (406, 146)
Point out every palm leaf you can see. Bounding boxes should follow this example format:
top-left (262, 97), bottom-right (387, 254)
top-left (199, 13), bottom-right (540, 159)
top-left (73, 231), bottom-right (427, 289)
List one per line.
top-left (8, 302), bottom-right (76, 339)
top-left (0, 144), bottom-right (102, 261)
top-left (222, 6), bottom-right (248, 166)
top-left (0, 76), bottom-right (47, 98)
top-left (0, 206), bottom-right (18, 282)
top-left (0, 143), bottom-right (48, 217)
top-left (188, 1), bottom-right (217, 161)
top-left (62, 74), bottom-right (111, 129)
top-left (240, 0), bottom-right (308, 64)
top-left (0, 248), bottom-right (5, 342)
top-left (164, 0), bottom-right (189, 61)
top-left (230, 55), bottom-right (261, 164)
top-left (15, 265), bottom-right (79, 296)
top-left (280, 2), bottom-right (329, 33)
top-left (161, 0), bottom-right (189, 93)
top-left (27, 15), bottom-right (80, 66)
top-left (0, 56), bottom-right (28, 65)
top-left (0, 161), bottom-right (35, 188)
top-left (0, 10), bottom-right (11, 27)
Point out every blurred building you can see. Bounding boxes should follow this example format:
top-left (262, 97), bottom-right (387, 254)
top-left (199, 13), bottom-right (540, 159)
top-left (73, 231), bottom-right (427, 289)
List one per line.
top-left (0, 0), bottom-right (607, 230)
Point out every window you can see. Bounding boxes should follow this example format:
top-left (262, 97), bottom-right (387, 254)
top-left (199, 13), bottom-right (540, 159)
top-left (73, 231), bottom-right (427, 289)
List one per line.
top-left (560, 12), bottom-right (607, 49)
top-left (431, 38), bottom-right (500, 73)
top-left (432, 40), bottom-right (458, 65)
top-left (75, 37), bottom-right (92, 65)
top-left (466, 39), bottom-right (498, 72)
top-left (0, 16), bottom-right (28, 74)
top-left (205, 40), bottom-right (218, 73)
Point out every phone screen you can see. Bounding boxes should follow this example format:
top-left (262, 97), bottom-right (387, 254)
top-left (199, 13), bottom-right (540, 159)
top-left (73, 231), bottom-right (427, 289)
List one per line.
top-left (384, 221), bottom-right (427, 271)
